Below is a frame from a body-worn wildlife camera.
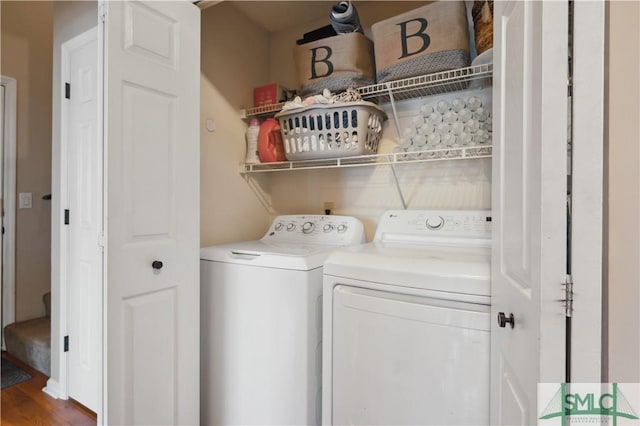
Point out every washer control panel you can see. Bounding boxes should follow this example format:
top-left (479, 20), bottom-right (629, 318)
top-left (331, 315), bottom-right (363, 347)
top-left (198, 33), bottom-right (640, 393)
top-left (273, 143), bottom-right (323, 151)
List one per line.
top-left (263, 215), bottom-right (366, 246)
top-left (374, 210), bottom-right (492, 243)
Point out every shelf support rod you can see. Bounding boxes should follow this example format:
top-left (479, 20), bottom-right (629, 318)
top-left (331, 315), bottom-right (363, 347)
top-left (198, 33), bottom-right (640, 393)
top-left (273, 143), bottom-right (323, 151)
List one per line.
top-left (385, 83), bottom-right (402, 137)
top-left (384, 84), bottom-right (407, 209)
top-left (389, 163), bottom-right (408, 210)
top-left (242, 174), bottom-right (277, 215)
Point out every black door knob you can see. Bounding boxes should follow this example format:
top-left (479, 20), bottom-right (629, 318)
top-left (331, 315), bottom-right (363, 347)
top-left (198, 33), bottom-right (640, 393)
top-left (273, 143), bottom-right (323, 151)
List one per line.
top-left (152, 260), bottom-right (163, 270)
top-left (497, 312), bottom-right (515, 329)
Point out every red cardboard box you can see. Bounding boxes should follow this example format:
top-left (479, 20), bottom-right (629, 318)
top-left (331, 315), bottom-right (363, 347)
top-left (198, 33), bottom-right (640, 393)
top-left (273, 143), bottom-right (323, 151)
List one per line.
top-left (254, 83), bottom-right (292, 107)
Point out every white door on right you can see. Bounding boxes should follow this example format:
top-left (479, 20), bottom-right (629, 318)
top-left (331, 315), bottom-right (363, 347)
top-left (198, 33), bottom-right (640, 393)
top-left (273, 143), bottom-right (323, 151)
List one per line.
top-left (491, 1), bottom-right (568, 424)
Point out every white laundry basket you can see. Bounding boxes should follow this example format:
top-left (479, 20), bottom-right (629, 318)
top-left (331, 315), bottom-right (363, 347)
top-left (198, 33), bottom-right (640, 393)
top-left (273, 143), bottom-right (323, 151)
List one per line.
top-left (275, 101), bottom-right (387, 161)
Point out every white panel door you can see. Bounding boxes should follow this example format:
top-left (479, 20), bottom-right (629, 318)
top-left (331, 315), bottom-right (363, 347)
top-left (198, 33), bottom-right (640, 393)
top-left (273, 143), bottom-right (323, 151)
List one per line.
top-left (491, 1), bottom-right (568, 424)
top-left (103, 1), bottom-right (200, 424)
top-left (66, 27), bottom-right (102, 413)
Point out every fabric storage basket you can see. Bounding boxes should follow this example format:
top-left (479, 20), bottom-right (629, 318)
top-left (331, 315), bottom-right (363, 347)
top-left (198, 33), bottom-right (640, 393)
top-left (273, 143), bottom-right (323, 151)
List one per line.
top-left (275, 101), bottom-right (387, 161)
top-left (371, 1), bottom-right (470, 83)
top-left (295, 33), bottom-right (376, 97)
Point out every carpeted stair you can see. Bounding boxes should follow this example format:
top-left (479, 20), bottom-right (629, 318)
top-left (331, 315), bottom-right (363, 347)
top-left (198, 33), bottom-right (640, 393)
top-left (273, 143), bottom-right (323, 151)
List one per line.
top-left (3, 292), bottom-right (51, 376)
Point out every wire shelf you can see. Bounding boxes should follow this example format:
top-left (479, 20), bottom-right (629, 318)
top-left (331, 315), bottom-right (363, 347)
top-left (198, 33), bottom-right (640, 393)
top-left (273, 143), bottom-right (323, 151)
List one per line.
top-left (358, 64), bottom-right (493, 103)
top-left (239, 145), bottom-right (492, 173)
top-left (241, 102), bottom-right (286, 118)
top-left (241, 64), bottom-right (493, 118)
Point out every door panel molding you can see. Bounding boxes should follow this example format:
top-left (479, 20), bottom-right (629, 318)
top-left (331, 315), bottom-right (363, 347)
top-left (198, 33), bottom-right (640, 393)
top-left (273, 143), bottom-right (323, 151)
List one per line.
top-left (123, 1), bottom-right (178, 69)
top-left (123, 287), bottom-right (177, 425)
top-left (499, 355), bottom-right (529, 426)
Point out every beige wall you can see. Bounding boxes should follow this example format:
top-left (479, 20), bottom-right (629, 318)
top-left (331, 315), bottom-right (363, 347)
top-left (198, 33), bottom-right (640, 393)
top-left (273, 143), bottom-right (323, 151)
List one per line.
top-left (200, 3), bottom-right (272, 246)
top-left (606, 0), bottom-right (640, 383)
top-left (1, 1), bottom-right (53, 321)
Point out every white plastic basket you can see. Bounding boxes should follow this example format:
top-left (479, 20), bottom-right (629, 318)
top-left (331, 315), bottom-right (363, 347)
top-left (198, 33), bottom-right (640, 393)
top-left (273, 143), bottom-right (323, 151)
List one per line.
top-left (275, 101), bottom-right (387, 161)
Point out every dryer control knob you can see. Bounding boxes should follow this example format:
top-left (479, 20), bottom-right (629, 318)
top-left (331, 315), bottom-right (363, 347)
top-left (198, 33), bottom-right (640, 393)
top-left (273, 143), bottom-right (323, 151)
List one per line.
top-left (323, 224), bottom-right (334, 233)
top-left (274, 222), bottom-right (284, 231)
top-left (426, 216), bottom-right (445, 230)
top-left (337, 224), bottom-right (348, 233)
top-left (286, 223), bottom-right (296, 231)
top-left (302, 222), bottom-right (315, 234)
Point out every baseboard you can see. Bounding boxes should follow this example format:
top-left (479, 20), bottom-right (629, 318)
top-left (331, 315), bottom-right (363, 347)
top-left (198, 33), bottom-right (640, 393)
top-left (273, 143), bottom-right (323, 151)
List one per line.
top-left (43, 378), bottom-right (66, 399)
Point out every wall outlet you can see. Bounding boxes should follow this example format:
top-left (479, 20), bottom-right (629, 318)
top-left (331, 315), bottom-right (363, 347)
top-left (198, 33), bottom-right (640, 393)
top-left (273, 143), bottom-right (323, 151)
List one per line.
top-left (323, 201), bottom-right (334, 215)
top-left (19, 192), bottom-right (33, 209)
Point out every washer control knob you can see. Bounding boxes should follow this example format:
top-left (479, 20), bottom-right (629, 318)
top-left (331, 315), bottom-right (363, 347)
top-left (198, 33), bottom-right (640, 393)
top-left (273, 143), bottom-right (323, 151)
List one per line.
top-left (337, 224), bottom-right (348, 233)
top-left (302, 222), bottom-right (315, 234)
top-left (286, 223), bottom-right (296, 231)
top-left (323, 224), bottom-right (334, 233)
top-left (274, 222), bottom-right (284, 231)
top-left (425, 216), bottom-right (445, 230)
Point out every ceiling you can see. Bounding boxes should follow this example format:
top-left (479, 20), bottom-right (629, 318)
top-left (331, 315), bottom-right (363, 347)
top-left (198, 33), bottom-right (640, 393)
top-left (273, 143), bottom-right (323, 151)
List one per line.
top-left (223, 1), bottom-right (359, 33)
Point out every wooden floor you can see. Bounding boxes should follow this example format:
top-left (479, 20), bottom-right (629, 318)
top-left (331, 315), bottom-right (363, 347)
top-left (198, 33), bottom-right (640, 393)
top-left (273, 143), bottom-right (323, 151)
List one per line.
top-left (1, 352), bottom-right (96, 426)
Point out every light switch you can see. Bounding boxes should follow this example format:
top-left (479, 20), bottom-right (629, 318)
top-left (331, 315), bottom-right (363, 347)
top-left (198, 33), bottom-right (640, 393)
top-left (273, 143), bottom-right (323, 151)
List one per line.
top-left (19, 192), bottom-right (32, 209)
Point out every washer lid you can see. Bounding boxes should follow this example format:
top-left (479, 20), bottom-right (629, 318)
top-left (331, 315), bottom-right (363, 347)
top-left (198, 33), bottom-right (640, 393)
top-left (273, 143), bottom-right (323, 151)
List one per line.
top-left (200, 240), bottom-right (337, 271)
top-left (323, 242), bottom-right (491, 297)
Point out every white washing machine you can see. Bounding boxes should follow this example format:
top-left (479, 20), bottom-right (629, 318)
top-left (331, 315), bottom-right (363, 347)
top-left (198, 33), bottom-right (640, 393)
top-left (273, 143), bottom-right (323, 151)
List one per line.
top-left (322, 210), bottom-right (492, 426)
top-left (200, 215), bottom-right (365, 426)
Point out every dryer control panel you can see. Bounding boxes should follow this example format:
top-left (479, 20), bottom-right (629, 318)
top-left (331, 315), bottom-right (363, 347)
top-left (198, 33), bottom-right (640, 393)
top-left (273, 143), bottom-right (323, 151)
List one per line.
top-left (374, 210), bottom-right (492, 244)
top-left (263, 215), bottom-right (366, 246)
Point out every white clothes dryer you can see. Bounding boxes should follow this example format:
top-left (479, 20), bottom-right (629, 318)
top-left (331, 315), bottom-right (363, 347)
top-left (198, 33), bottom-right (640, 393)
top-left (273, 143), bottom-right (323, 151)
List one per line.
top-left (200, 215), bottom-right (365, 426)
top-left (322, 210), bottom-right (492, 426)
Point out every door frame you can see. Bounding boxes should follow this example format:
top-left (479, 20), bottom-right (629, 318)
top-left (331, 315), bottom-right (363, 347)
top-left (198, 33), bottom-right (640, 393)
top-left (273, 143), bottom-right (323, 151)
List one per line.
top-left (48, 27), bottom-right (104, 422)
top-left (569, 0), bottom-right (605, 382)
top-left (0, 75), bottom-right (17, 350)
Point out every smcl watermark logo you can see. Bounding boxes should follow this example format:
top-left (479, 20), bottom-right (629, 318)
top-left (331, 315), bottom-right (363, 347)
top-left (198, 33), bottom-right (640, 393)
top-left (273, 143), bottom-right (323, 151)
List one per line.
top-left (538, 383), bottom-right (640, 425)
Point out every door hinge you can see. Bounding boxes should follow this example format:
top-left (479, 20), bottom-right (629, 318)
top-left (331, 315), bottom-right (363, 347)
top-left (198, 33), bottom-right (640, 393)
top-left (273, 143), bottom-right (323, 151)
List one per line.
top-left (64, 335), bottom-right (69, 352)
top-left (65, 82), bottom-right (71, 100)
top-left (64, 209), bottom-right (70, 225)
top-left (99, 3), bottom-right (106, 22)
top-left (563, 274), bottom-right (574, 318)
top-left (98, 232), bottom-right (105, 249)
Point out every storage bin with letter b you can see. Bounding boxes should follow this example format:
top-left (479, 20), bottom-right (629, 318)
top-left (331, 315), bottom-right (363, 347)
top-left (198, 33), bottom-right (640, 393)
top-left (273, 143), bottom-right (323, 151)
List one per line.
top-left (371, 1), bottom-right (471, 83)
top-left (294, 32), bottom-right (376, 97)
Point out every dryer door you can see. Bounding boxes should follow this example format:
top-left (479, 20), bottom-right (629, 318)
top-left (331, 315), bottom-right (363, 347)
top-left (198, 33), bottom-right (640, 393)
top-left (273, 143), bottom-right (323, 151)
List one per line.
top-left (330, 284), bottom-right (490, 425)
